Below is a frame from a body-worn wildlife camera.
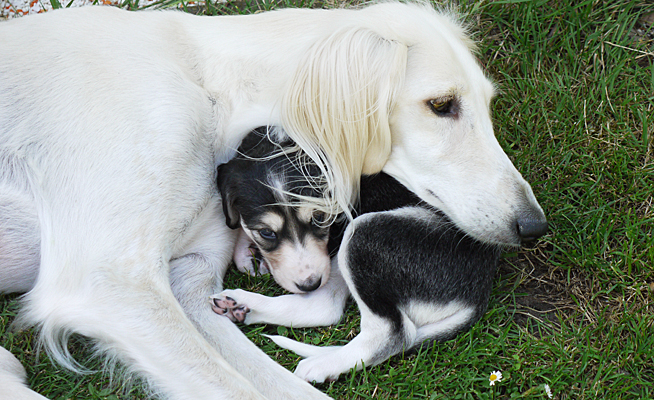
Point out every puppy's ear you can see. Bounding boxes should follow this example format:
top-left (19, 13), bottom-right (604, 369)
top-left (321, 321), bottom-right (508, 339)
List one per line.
top-left (217, 163), bottom-right (241, 229)
top-left (237, 127), bottom-right (269, 156)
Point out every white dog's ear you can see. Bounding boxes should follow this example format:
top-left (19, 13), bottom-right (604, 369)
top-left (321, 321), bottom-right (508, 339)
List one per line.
top-left (282, 26), bottom-right (407, 216)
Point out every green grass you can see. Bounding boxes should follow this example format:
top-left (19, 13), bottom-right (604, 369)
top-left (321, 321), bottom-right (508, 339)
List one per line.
top-left (2, 0), bottom-right (654, 399)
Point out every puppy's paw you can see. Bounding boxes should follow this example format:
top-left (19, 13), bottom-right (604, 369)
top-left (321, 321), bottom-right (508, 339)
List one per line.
top-left (233, 231), bottom-right (270, 276)
top-left (210, 292), bottom-right (250, 323)
top-left (234, 249), bottom-right (270, 276)
top-left (294, 356), bottom-right (342, 384)
top-left (211, 295), bottom-right (237, 312)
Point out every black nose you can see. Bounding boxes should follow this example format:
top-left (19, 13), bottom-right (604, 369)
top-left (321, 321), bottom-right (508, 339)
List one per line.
top-left (516, 217), bottom-right (548, 242)
top-left (296, 277), bottom-right (322, 292)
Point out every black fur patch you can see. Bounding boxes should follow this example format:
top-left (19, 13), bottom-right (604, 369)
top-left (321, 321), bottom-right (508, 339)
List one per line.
top-left (339, 174), bottom-right (500, 341)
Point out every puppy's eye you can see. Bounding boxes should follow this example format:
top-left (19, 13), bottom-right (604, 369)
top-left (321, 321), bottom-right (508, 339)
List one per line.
top-left (312, 212), bottom-right (326, 226)
top-left (259, 229), bottom-right (277, 240)
top-left (428, 98), bottom-right (454, 115)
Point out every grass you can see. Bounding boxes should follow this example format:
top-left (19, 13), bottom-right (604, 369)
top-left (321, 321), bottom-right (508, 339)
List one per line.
top-left (1, 0), bottom-right (653, 399)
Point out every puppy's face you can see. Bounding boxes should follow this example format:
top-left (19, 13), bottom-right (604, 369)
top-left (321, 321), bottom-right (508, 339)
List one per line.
top-left (218, 128), bottom-right (332, 294)
top-left (239, 205), bottom-right (330, 293)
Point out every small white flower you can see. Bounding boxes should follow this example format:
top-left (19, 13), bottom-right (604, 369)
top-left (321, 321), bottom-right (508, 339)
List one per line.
top-left (489, 370), bottom-right (502, 386)
top-left (544, 384), bottom-right (553, 398)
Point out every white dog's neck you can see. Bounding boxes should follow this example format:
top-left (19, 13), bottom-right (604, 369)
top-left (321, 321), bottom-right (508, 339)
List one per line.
top-left (180, 11), bottom-right (343, 162)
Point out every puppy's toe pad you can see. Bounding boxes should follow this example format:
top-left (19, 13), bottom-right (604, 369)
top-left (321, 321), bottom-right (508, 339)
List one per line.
top-left (231, 305), bottom-right (250, 323)
top-left (212, 296), bottom-right (237, 309)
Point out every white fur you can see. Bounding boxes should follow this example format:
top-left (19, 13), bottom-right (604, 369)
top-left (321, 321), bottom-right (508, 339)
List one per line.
top-left (233, 228), bottom-right (270, 275)
top-left (0, 2), bottom-right (542, 399)
top-left (0, 347), bottom-right (48, 400)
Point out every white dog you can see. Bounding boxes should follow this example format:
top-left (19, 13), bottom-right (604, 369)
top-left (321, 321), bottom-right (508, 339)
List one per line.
top-left (0, 2), bottom-right (546, 399)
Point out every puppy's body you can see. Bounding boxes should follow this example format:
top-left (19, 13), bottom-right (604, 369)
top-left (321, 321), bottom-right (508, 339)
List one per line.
top-left (267, 174), bottom-right (500, 383)
top-left (216, 135), bottom-right (501, 383)
top-left (339, 173), bottom-right (499, 343)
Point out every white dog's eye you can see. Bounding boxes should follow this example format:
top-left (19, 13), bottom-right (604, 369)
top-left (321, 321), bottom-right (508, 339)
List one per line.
top-left (259, 229), bottom-right (277, 240)
top-left (428, 98), bottom-right (455, 116)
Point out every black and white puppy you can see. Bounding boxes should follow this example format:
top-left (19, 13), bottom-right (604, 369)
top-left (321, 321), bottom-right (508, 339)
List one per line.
top-left (215, 127), bottom-right (331, 302)
top-left (214, 128), bottom-right (501, 383)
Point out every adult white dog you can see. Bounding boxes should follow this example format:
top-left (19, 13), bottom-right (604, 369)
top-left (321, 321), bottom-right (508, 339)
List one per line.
top-left (0, 2), bottom-right (547, 399)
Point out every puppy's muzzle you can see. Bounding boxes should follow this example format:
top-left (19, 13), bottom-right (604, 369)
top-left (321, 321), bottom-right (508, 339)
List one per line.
top-left (295, 276), bottom-right (322, 293)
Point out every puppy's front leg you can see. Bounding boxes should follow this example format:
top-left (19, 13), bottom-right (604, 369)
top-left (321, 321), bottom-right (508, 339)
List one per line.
top-left (233, 228), bottom-right (270, 276)
top-left (213, 260), bottom-right (349, 327)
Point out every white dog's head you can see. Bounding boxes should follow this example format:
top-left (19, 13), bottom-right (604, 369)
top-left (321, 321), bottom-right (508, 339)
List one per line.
top-left (282, 2), bottom-right (547, 246)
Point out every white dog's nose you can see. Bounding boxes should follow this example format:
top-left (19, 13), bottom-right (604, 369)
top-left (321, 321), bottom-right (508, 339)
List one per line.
top-left (515, 214), bottom-right (548, 242)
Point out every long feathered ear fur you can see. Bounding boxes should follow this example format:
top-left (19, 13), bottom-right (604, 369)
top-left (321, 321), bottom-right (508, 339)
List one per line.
top-left (282, 25), bottom-right (407, 219)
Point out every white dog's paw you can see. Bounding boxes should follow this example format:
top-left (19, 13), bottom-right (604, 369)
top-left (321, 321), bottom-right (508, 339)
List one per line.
top-left (210, 290), bottom-right (251, 323)
top-left (294, 355), bottom-right (343, 384)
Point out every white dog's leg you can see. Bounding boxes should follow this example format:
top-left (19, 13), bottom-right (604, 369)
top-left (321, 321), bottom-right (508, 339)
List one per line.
top-left (212, 260), bottom-right (349, 327)
top-left (23, 279), bottom-right (267, 400)
top-left (15, 195), bottom-right (276, 400)
top-left (170, 200), bottom-right (330, 400)
top-left (0, 347), bottom-right (48, 400)
top-left (172, 261), bottom-right (330, 399)
top-left (0, 184), bottom-right (40, 294)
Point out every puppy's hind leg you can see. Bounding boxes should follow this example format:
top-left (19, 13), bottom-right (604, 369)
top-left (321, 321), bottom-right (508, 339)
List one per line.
top-left (413, 305), bottom-right (478, 345)
top-left (271, 304), bottom-right (416, 384)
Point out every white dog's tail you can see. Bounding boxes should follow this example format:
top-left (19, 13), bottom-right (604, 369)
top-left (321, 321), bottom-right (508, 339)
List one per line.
top-left (264, 335), bottom-right (341, 358)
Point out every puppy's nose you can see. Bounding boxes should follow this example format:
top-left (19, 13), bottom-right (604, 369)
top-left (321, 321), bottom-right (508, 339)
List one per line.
top-left (295, 276), bottom-right (322, 292)
top-left (515, 216), bottom-right (548, 242)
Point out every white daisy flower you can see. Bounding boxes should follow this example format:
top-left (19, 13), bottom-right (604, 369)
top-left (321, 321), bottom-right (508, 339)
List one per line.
top-left (544, 383), bottom-right (553, 398)
top-left (489, 370), bottom-right (502, 386)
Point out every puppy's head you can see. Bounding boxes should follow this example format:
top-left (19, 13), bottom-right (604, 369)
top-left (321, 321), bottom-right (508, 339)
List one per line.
top-left (218, 127), bottom-right (331, 293)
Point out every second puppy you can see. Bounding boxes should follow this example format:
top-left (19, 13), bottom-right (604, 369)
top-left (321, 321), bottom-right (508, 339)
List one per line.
top-left (214, 127), bottom-right (502, 383)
